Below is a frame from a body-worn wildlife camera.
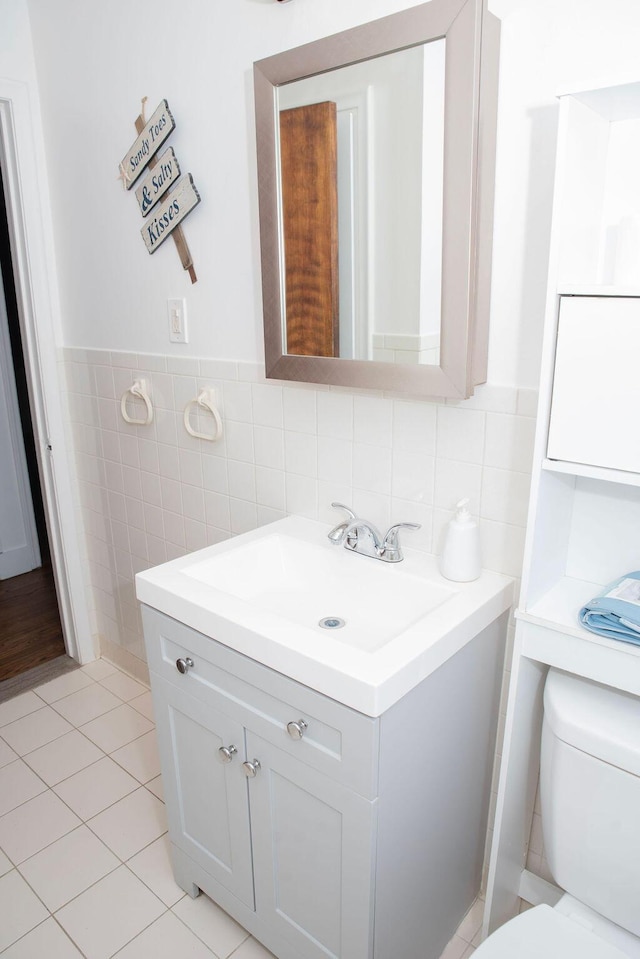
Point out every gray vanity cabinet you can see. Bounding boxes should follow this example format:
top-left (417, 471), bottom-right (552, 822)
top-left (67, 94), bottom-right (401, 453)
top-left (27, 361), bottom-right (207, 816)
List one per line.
top-left (144, 604), bottom-right (379, 959)
top-left (246, 732), bottom-right (375, 958)
top-left (142, 603), bottom-right (506, 959)
top-left (151, 677), bottom-right (255, 908)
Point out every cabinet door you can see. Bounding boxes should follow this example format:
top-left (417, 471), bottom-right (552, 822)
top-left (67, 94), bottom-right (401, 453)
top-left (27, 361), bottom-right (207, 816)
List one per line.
top-left (152, 676), bottom-right (255, 908)
top-left (547, 295), bottom-right (640, 472)
top-left (245, 732), bottom-right (375, 959)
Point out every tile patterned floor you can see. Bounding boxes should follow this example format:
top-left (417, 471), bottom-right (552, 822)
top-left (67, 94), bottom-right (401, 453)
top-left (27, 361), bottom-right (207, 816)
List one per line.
top-left (0, 659), bottom-right (481, 958)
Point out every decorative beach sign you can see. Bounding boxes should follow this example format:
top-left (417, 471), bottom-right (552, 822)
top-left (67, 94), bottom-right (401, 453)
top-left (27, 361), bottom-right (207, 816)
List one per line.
top-left (119, 96), bottom-right (199, 281)
top-left (119, 100), bottom-right (175, 190)
top-left (134, 148), bottom-right (181, 216)
top-left (141, 174), bottom-right (201, 254)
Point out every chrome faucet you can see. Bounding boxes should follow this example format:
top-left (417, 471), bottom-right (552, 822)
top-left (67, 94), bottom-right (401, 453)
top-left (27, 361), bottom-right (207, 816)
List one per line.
top-left (327, 503), bottom-right (420, 563)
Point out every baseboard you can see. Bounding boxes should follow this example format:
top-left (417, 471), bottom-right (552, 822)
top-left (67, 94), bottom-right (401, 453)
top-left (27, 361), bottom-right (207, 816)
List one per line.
top-left (99, 636), bottom-right (150, 686)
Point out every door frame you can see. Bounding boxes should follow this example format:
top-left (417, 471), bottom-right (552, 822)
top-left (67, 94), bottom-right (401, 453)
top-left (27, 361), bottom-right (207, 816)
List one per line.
top-left (0, 79), bottom-right (94, 665)
top-left (0, 263), bottom-right (41, 578)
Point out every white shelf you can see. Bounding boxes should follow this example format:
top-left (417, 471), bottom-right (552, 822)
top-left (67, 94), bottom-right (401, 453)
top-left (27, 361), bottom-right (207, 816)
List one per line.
top-left (542, 458), bottom-right (640, 488)
top-left (520, 575), bottom-right (603, 636)
top-left (557, 285), bottom-right (640, 297)
top-left (517, 576), bottom-right (640, 700)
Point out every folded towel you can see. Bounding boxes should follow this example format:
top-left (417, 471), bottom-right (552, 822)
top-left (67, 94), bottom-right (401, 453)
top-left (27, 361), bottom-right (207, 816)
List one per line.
top-left (579, 571), bottom-right (640, 646)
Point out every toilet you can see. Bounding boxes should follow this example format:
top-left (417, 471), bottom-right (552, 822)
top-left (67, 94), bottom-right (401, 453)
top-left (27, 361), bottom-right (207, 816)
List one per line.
top-left (477, 668), bottom-right (640, 959)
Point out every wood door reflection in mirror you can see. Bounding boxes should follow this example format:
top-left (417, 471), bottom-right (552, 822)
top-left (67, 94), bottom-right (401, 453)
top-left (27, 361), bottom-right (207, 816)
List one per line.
top-left (279, 102), bottom-right (339, 357)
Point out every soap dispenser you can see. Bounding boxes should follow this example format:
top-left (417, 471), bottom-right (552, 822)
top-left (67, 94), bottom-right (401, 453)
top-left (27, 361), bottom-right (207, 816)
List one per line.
top-left (440, 498), bottom-right (481, 582)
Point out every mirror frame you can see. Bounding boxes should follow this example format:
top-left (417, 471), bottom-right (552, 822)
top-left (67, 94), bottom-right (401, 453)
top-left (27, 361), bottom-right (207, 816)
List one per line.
top-left (254, 0), bottom-right (499, 399)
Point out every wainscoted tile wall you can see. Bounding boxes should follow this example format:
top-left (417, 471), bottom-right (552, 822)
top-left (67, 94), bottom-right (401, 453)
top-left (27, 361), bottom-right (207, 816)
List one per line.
top-left (62, 348), bottom-right (537, 669)
top-left (62, 346), bottom-right (538, 884)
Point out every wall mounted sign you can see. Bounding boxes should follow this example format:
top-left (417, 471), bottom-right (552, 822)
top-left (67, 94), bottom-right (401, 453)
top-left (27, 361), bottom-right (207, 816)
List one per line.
top-left (135, 147), bottom-right (181, 216)
top-left (119, 97), bottom-right (199, 283)
top-left (119, 100), bottom-right (175, 190)
top-left (141, 174), bottom-right (201, 253)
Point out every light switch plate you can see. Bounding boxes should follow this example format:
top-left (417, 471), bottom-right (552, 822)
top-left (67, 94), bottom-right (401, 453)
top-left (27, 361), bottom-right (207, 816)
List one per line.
top-left (168, 298), bottom-right (188, 343)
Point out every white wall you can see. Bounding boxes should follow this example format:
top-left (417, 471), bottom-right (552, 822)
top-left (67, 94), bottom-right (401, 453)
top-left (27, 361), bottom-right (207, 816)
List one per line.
top-left (489, 0), bottom-right (640, 387)
top-left (0, 0), bottom-right (38, 83)
top-left (20, 0), bottom-right (640, 386)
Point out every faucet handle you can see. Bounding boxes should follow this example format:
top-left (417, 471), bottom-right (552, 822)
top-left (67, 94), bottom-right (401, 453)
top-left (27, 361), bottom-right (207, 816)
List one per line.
top-left (383, 522), bottom-right (421, 550)
top-left (330, 502), bottom-right (357, 520)
top-left (327, 503), bottom-right (358, 544)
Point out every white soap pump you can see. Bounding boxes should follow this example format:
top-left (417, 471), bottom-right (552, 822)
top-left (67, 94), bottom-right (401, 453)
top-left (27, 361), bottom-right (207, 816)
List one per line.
top-left (440, 498), bottom-right (481, 583)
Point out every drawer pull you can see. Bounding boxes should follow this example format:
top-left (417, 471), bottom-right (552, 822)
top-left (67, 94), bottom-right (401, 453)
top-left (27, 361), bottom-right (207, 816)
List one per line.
top-left (286, 719), bottom-right (308, 740)
top-left (243, 759), bottom-right (261, 778)
top-left (176, 657), bottom-right (194, 674)
top-left (218, 745), bottom-right (237, 764)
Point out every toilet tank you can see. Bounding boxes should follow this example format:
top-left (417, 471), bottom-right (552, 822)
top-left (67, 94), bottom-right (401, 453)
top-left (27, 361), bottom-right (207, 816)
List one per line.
top-left (540, 669), bottom-right (640, 938)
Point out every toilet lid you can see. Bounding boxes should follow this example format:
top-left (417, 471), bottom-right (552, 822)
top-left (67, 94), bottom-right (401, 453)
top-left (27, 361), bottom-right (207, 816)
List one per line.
top-left (475, 906), bottom-right (629, 959)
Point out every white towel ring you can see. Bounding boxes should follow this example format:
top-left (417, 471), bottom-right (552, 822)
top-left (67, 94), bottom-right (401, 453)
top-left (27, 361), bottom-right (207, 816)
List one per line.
top-left (184, 389), bottom-right (223, 442)
top-left (121, 379), bottom-right (153, 426)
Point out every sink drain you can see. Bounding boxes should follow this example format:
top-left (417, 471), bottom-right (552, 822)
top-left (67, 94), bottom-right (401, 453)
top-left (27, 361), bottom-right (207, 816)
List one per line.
top-left (319, 617), bottom-right (346, 630)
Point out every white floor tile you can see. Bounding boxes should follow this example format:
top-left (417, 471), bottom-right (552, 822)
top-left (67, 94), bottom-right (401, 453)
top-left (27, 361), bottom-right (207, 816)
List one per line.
top-left (457, 898), bottom-right (484, 943)
top-left (19, 824), bottom-right (119, 912)
top-left (0, 790), bottom-right (81, 864)
top-left (440, 933), bottom-right (471, 959)
top-left (51, 684), bottom-right (122, 726)
top-left (0, 759), bottom-right (47, 815)
top-left (0, 691), bottom-right (44, 728)
top-left (80, 659), bottom-right (119, 681)
top-left (146, 774), bottom-right (164, 802)
top-left (129, 690), bottom-right (155, 721)
top-left (0, 870), bottom-right (49, 952)
top-left (172, 892), bottom-right (249, 959)
top-left (0, 736), bottom-right (18, 768)
top-left (232, 937), bottom-right (278, 959)
top-left (80, 703), bottom-right (154, 753)
top-left (99, 671), bottom-right (148, 702)
top-left (0, 706), bottom-right (73, 756)
top-left (127, 834), bottom-right (184, 907)
top-left (0, 917), bottom-right (84, 958)
top-left (0, 847), bottom-right (12, 876)
top-left (88, 786), bottom-right (167, 860)
top-left (35, 669), bottom-right (95, 704)
top-left (53, 756), bottom-right (139, 821)
top-left (22, 729), bottom-right (104, 787)
top-left (113, 910), bottom-right (214, 958)
top-left (112, 729), bottom-right (160, 783)
top-left (55, 865), bottom-right (166, 959)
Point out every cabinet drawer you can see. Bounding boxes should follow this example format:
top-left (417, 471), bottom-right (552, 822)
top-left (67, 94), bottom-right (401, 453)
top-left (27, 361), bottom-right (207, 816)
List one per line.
top-left (142, 605), bottom-right (379, 798)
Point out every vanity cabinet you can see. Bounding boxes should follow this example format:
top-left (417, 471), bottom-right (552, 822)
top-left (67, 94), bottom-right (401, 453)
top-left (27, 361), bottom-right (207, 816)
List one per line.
top-left (142, 602), bottom-right (507, 959)
top-left (151, 678), bottom-right (255, 908)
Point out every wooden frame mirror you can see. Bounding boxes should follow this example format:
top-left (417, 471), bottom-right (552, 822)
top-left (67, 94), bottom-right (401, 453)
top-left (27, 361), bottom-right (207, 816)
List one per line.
top-left (254, 0), bottom-right (499, 399)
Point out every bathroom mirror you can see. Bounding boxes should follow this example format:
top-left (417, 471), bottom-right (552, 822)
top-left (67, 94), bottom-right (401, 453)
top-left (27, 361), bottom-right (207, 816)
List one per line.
top-left (254, 0), bottom-right (499, 398)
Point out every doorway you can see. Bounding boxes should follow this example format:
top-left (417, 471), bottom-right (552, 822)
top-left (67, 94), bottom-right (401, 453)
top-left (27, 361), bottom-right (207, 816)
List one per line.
top-left (0, 84), bottom-right (94, 682)
top-left (0, 163), bottom-right (66, 681)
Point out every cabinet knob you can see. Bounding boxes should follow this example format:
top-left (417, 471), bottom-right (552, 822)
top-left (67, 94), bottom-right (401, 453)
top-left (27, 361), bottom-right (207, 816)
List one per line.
top-left (286, 719), bottom-right (308, 740)
top-left (242, 759), bottom-right (261, 778)
top-left (175, 657), bottom-right (194, 674)
top-left (218, 745), bottom-right (237, 764)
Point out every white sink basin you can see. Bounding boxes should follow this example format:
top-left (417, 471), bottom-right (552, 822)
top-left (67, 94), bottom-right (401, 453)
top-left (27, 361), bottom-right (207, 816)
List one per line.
top-left (183, 532), bottom-right (454, 652)
top-left (136, 516), bottom-right (513, 715)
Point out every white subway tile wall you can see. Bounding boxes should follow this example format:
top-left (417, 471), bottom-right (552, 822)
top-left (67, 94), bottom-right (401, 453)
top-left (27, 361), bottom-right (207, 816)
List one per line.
top-left (62, 348), bottom-right (536, 668)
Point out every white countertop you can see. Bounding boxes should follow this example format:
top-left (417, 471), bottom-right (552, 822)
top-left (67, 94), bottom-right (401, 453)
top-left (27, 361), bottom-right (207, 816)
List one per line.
top-left (136, 516), bottom-right (514, 716)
